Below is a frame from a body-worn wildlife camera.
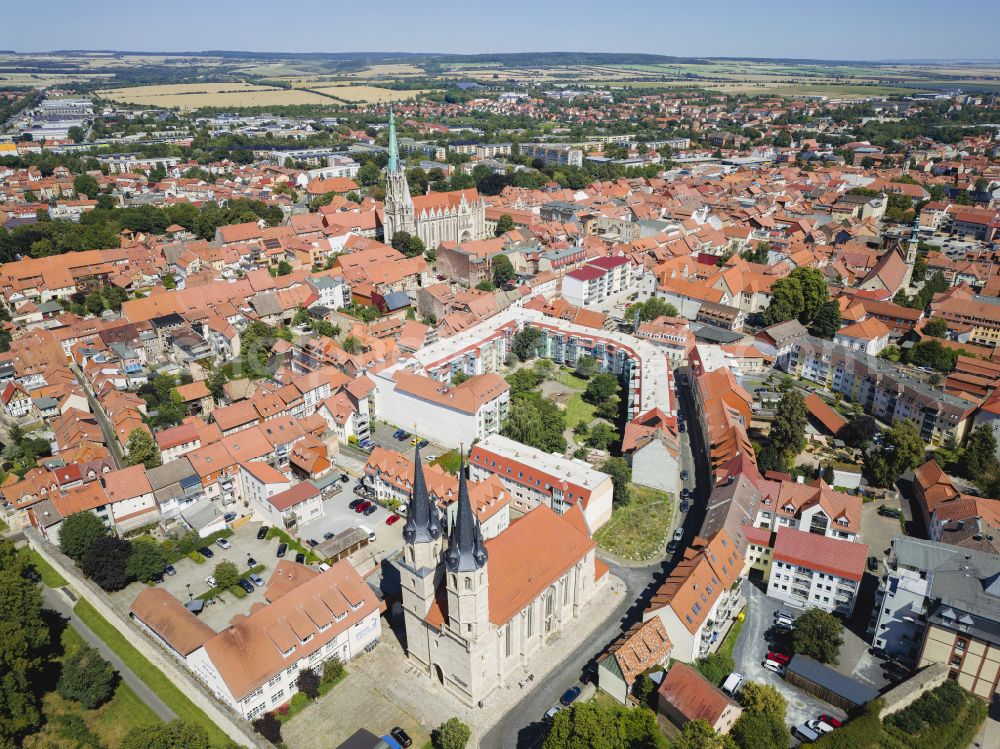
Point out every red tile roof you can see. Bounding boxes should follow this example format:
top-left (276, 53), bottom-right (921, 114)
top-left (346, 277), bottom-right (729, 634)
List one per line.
top-left (658, 661), bottom-right (740, 725)
top-left (771, 526), bottom-right (868, 581)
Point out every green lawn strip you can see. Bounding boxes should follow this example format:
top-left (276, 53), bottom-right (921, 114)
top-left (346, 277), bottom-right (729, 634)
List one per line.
top-left (564, 393), bottom-right (597, 428)
top-left (593, 485), bottom-right (672, 560)
top-left (72, 599), bottom-right (231, 747)
top-left (197, 563), bottom-right (267, 601)
top-left (717, 615), bottom-right (745, 662)
top-left (432, 450), bottom-right (462, 474)
top-left (553, 370), bottom-right (587, 391)
top-left (266, 527), bottom-right (321, 563)
top-left (20, 545), bottom-right (68, 587)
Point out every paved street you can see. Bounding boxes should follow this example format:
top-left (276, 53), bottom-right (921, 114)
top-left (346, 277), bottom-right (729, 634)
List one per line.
top-left (43, 586), bottom-right (177, 722)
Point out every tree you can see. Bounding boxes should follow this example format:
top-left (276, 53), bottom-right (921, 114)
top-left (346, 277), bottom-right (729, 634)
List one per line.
top-left (767, 390), bottom-right (807, 469)
top-left (494, 213), bottom-right (515, 236)
top-left (163, 272), bottom-right (177, 290)
top-left (865, 420), bottom-right (925, 488)
top-left (674, 719), bottom-right (737, 749)
top-left (764, 266), bottom-right (829, 326)
top-left (433, 717), bottom-right (471, 749)
top-left (962, 424), bottom-right (999, 480)
top-left (276, 260), bottom-right (293, 276)
top-left (575, 355), bottom-right (598, 378)
top-left (120, 720), bottom-right (213, 749)
top-left (84, 290), bottom-right (105, 316)
top-left (475, 280), bottom-right (496, 292)
top-left (632, 672), bottom-right (657, 707)
top-left (126, 537), bottom-right (168, 582)
top-left (586, 422), bottom-right (619, 450)
top-left (0, 539), bottom-right (49, 746)
top-left (82, 535), bottom-right (134, 591)
top-left (736, 681), bottom-right (786, 719)
top-left (451, 370), bottom-right (470, 385)
top-left (296, 667), bottom-right (321, 699)
top-left (206, 369), bottom-right (227, 401)
top-left (125, 428), bottom-right (161, 469)
top-left (502, 394), bottom-right (566, 453)
top-left (730, 711), bottom-right (790, 749)
top-left (321, 655), bottom-right (344, 686)
top-left (213, 560), bottom-right (240, 590)
top-left (923, 317), bottom-right (948, 338)
top-left (626, 297), bottom-right (678, 323)
top-left (59, 510), bottom-right (108, 563)
top-left (792, 608), bottom-right (844, 664)
top-left (543, 702), bottom-right (665, 749)
top-left (601, 457), bottom-right (632, 505)
top-left (67, 125), bottom-right (85, 143)
top-left (342, 334), bottom-right (361, 354)
top-left (253, 713), bottom-right (282, 744)
top-left (584, 373), bottom-right (620, 405)
top-left (695, 651), bottom-right (734, 686)
top-left (512, 326), bottom-right (543, 361)
top-left (73, 173), bottom-right (99, 198)
top-left (809, 300), bottom-right (842, 339)
top-left (491, 254), bottom-right (516, 286)
top-left (57, 645), bottom-right (117, 709)
top-left (839, 414), bottom-right (878, 448)
top-left (357, 162), bottom-right (380, 186)
top-left (741, 243), bottom-right (770, 264)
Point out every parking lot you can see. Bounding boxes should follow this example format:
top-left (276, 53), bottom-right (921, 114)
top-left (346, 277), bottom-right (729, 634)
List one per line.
top-left (110, 522), bottom-right (298, 630)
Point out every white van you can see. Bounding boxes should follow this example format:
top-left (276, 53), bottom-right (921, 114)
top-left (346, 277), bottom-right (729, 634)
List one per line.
top-left (721, 672), bottom-right (743, 696)
top-left (359, 525), bottom-right (376, 542)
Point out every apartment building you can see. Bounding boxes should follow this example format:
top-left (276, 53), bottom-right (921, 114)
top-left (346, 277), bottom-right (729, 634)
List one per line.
top-left (765, 527), bottom-right (868, 616)
top-left (930, 286), bottom-right (1000, 347)
top-left (519, 143), bottom-right (583, 167)
top-left (753, 479), bottom-right (862, 542)
top-left (781, 335), bottom-right (976, 446)
top-left (643, 532), bottom-right (743, 663)
top-left (561, 256), bottom-right (632, 308)
top-left (833, 317), bottom-right (891, 356)
top-left (371, 369), bottom-right (509, 449)
top-left (469, 434), bottom-right (613, 531)
top-left (131, 560), bottom-right (381, 720)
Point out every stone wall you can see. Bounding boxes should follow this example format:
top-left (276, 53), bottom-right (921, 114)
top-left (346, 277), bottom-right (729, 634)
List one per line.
top-left (25, 528), bottom-right (269, 749)
top-left (877, 662), bottom-right (949, 720)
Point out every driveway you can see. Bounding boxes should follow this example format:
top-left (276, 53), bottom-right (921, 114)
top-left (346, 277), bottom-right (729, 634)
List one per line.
top-left (733, 582), bottom-right (848, 730)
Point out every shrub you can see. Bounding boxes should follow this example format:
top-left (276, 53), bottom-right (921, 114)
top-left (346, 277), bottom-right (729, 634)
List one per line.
top-left (297, 667), bottom-right (320, 699)
top-left (321, 656), bottom-right (345, 686)
top-left (188, 550), bottom-right (205, 564)
top-left (695, 651), bottom-right (734, 686)
top-left (253, 713), bottom-right (282, 743)
top-left (229, 585), bottom-right (247, 599)
top-left (57, 645), bottom-right (118, 709)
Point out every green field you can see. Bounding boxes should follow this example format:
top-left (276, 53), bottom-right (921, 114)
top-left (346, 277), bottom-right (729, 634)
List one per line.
top-left (20, 546), bottom-right (68, 588)
top-left (72, 600), bottom-right (231, 748)
top-left (593, 485), bottom-right (673, 560)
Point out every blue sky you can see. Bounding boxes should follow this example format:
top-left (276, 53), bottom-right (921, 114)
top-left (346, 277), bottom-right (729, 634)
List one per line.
top-left (5, 0), bottom-right (1000, 61)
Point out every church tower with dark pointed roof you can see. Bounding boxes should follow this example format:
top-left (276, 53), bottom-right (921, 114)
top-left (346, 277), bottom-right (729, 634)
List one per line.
top-left (399, 444), bottom-right (445, 671)
top-left (444, 456), bottom-right (490, 641)
top-left (382, 105), bottom-right (415, 245)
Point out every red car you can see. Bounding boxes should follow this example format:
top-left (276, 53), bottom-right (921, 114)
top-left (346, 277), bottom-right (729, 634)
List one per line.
top-left (818, 714), bottom-right (842, 728)
top-left (354, 500), bottom-right (371, 513)
top-left (767, 651), bottom-right (792, 666)
top-left (386, 513), bottom-right (401, 525)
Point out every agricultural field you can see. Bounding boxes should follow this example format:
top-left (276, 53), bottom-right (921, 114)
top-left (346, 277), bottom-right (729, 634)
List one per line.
top-left (97, 82), bottom-right (335, 109)
top-left (306, 85), bottom-right (432, 102)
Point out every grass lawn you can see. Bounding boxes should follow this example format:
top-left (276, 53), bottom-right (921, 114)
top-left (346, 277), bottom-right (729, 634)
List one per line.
top-left (432, 450), bottom-right (462, 474)
top-left (20, 546), bottom-right (68, 587)
top-left (593, 485), bottom-right (673, 561)
top-left (564, 393), bottom-right (597, 430)
top-left (553, 369), bottom-right (587, 391)
top-left (72, 599), bottom-right (231, 748)
top-left (717, 614), bottom-right (745, 663)
top-left (23, 625), bottom-right (161, 749)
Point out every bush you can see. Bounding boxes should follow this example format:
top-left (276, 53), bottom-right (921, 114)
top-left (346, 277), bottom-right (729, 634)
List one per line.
top-left (432, 717), bottom-right (471, 749)
top-left (57, 645), bottom-right (118, 709)
top-left (229, 584), bottom-right (247, 599)
top-left (321, 656), bottom-right (345, 686)
top-left (695, 651), bottom-right (735, 686)
top-left (297, 667), bottom-right (320, 699)
top-left (253, 713), bottom-right (282, 744)
top-left (188, 550), bottom-right (206, 564)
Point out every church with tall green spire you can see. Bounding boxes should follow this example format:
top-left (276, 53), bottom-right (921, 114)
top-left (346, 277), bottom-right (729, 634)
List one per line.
top-left (379, 105), bottom-right (487, 248)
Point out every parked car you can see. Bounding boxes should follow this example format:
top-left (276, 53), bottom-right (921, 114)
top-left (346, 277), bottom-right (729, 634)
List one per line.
top-left (867, 556), bottom-right (878, 572)
top-left (807, 719), bottom-right (834, 735)
top-left (150, 572), bottom-right (164, 584)
top-left (680, 499), bottom-right (689, 513)
top-left (249, 574), bottom-right (265, 587)
top-left (410, 436), bottom-right (420, 445)
top-left (295, 552), bottom-right (306, 564)
top-left (247, 557), bottom-right (257, 568)
top-left (324, 531), bottom-right (335, 540)
top-left (868, 646), bottom-right (890, 661)
top-left (721, 672), bottom-right (743, 696)
top-left (425, 455), bottom-right (437, 463)
top-left (307, 538), bottom-right (319, 547)
top-left (767, 651), bottom-right (791, 666)
top-left (340, 473), bottom-right (350, 483)
top-left (883, 661), bottom-right (911, 679)
top-left (224, 512), bottom-right (237, 523)
top-left (198, 546), bottom-right (214, 559)
top-left (667, 527), bottom-right (684, 553)
top-left (774, 611), bottom-right (794, 627)
top-left (792, 724), bottom-right (820, 743)
top-left (164, 564), bottom-right (176, 576)
top-left (386, 514), bottom-right (401, 525)
top-left (238, 578), bottom-right (254, 594)
top-left (363, 504), bottom-right (378, 516)
top-left (256, 526), bottom-right (269, 540)
top-left (205, 576), bottom-right (217, 587)
top-left (418, 439), bottom-right (429, 449)
top-left (818, 714), bottom-right (842, 728)
top-left (878, 505), bottom-right (902, 519)
top-left (678, 422), bottom-right (686, 433)
top-left (216, 538), bottom-right (231, 550)
top-left (680, 470), bottom-right (689, 481)
top-left (544, 707), bottom-right (562, 722)
top-left (349, 497), bottom-right (363, 509)
top-left (355, 500), bottom-right (371, 513)
top-left (276, 543), bottom-right (287, 558)
top-left (559, 686), bottom-right (582, 706)
top-left (681, 487), bottom-right (689, 498)
top-left (763, 659), bottom-right (786, 675)
top-left (390, 727), bottom-right (412, 748)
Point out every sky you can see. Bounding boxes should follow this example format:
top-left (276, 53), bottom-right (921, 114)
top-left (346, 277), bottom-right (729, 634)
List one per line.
top-left (4, 0), bottom-right (1000, 61)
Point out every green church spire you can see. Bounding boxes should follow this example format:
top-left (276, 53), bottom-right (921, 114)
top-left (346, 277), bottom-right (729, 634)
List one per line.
top-left (388, 104), bottom-right (399, 173)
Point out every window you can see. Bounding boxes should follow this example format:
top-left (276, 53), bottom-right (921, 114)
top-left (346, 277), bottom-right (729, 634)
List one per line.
top-left (271, 689), bottom-right (285, 704)
top-left (464, 576), bottom-right (472, 591)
